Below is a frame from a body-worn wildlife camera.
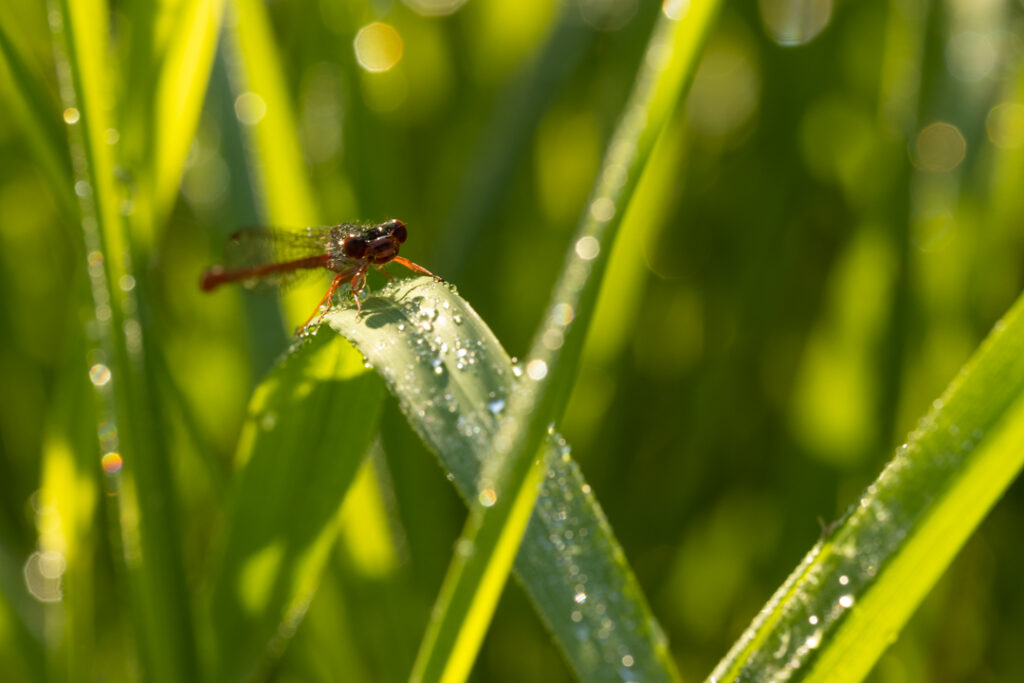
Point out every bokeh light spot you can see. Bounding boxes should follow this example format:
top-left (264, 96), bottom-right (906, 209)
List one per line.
top-left (101, 452), bottom-right (123, 474)
top-left (63, 107), bottom-right (80, 124)
top-left (403, 0), bottom-right (467, 16)
top-left (551, 302), bottom-right (575, 325)
top-left (234, 92), bottom-right (267, 125)
top-left (526, 359), bottom-right (548, 381)
top-left (589, 197), bottom-right (615, 222)
top-left (662, 0), bottom-right (689, 20)
top-left (24, 551), bottom-right (63, 602)
top-left (354, 23), bottom-right (404, 73)
top-left (89, 363), bottom-right (111, 387)
top-left (946, 31), bottom-right (997, 83)
top-left (913, 122), bottom-right (967, 172)
top-left (759, 0), bottom-right (832, 46)
top-left (575, 235), bottom-right (601, 260)
top-left (478, 488), bottom-right (497, 507)
top-left (986, 102), bottom-right (1024, 150)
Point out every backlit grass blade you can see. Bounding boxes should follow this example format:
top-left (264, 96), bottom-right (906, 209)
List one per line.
top-left (151, 0), bottom-right (228, 222)
top-left (50, 0), bottom-right (199, 680)
top-left (226, 0), bottom-right (323, 331)
top-left (205, 335), bottom-right (383, 682)
top-left (409, 2), bottom-right (721, 680)
top-left (37, 333), bottom-right (104, 682)
top-left (324, 278), bottom-right (678, 682)
top-left (710, 292), bottom-right (1024, 681)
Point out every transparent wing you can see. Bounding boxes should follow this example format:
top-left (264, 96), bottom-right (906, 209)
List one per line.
top-left (219, 227), bottom-right (338, 291)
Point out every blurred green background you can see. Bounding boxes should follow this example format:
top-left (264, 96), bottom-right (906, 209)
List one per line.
top-left (2, 0), bottom-right (1024, 680)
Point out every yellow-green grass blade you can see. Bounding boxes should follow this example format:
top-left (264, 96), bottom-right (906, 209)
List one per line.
top-left (151, 0), bottom-right (228, 224)
top-left (710, 291), bottom-right (1024, 681)
top-left (226, 0), bottom-right (325, 332)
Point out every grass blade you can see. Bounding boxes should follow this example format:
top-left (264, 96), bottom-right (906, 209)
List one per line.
top-left (710, 293), bottom-right (1024, 681)
top-left (0, 21), bottom-right (75, 219)
top-left (226, 0), bottom-right (326, 333)
top-left (50, 0), bottom-right (199, 680)
top-left (151, 0), bottom-right (228, 222)
top-left (324, 277), bottom-right (678, 681)
top-left (205, 335), bottom-right (384, 682)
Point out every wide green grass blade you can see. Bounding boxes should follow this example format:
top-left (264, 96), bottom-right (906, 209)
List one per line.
top-left (710, 291), bottom-right (1024, 681)
top-left (205, 336), bottom-right (383, 682)
top-left (406, 2), bottom-right (721, 680)
top-left (323, 277), bottom-right (677, 682)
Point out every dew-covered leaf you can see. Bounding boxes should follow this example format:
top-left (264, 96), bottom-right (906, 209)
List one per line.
top-left (323, 277), bottom-right (677, 681)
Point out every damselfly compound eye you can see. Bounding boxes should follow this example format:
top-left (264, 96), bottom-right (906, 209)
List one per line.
top-left (387, 219), bottom-right (407, 243)
top-left (343, 236), bottom-right (368, 259)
